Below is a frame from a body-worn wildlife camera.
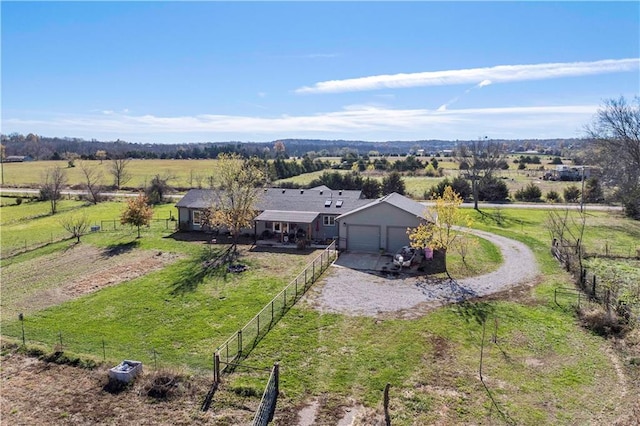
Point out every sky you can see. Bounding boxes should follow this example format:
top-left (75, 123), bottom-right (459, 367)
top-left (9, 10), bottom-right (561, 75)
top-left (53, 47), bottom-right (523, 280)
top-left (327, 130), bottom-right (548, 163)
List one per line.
top-left (2, 1), bottom-right (639, 144)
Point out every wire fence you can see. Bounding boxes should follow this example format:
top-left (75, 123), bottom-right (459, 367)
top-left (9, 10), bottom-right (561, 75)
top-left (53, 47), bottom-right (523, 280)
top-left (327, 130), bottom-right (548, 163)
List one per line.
top-left (0, 323), bottom-right (211, 375)
top-left (216, 241), bottom-right (338, 374)
top-left (0, 216), bottom-right (177, 259)
top-left (585, 243), bottom-right (640, 259)
top-left (552, 244), bottom-right (639, 322)
top-left (252, 363), bottom-right (279, 426)
top-left (0, 233), bottom-right (74, 259)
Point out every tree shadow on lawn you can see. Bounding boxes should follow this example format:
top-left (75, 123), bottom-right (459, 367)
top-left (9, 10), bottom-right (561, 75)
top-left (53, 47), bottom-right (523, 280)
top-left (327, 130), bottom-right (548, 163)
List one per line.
top-left (102, 241), bottom-right (140, 257)
top-left (170, 247), bottom-right (235, 295)
top-left (476, 208), bottom-right (537, 229)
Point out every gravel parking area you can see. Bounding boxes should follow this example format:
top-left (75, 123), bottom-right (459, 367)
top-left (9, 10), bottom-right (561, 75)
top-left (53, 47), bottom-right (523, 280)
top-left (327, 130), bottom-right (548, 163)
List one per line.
top-left (305, 229), bottom-right (539, 318)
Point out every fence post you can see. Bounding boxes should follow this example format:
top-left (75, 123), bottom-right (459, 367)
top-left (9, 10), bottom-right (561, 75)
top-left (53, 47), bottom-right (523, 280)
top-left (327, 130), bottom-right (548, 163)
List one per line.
top-left (271, 300), bottom-right (274, 322)
top-left (102, 338), bottom-right (106, 361)
top-left (214, 352), bottom-right (220, 383)
top-left (257, 314), bottom-right (260, 337)
top-left (384, 383), bottom-right (391, 426)
top-left (283, 289), bottom-right (287, 312)
top-left (592, 275), bottom-right (596, 297)
top-left (58, 331), bottom-right (63, 350)
top-left (237, 330), bottom-right (243, 357)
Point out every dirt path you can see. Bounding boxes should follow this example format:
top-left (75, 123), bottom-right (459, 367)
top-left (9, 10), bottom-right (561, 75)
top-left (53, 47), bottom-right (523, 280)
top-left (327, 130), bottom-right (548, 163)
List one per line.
top-left (306, 229), bottom-right (540, 318)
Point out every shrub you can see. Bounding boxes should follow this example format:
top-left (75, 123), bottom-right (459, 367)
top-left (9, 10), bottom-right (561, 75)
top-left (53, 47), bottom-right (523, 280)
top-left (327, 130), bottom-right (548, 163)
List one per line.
top-left (427, 176), bottom-right (471, 200)
top-left (514, 183), bottom-right (542, 202)
top-left (564, 185), bottom-right (581, 203)
top-left (550, 156), bottom-right (563, 165)
top-left (477, 176), bottom-right (509, 202)
top-left (546, 190), bottom-right (563, 203)
top-left (15, 197), bottom-right (22, 206)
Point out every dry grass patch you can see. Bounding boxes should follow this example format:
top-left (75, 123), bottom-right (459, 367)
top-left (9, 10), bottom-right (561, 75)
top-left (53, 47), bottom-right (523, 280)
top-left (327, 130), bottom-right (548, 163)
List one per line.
top-left (1, 243), bottom-right (181, 321)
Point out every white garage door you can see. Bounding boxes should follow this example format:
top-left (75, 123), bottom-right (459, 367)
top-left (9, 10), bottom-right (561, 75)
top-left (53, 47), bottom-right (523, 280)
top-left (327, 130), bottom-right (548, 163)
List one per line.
top-left (387, 226), bottom-right (410, 253)
top-left (347, 225), bottom-right (381, 252)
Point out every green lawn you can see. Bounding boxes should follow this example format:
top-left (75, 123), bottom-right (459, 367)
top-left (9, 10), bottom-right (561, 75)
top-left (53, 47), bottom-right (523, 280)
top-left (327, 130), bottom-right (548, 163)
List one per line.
top-left (0, 200), bottom-right (176, 257)
top-left (1, 201), bottom-right (637, 424)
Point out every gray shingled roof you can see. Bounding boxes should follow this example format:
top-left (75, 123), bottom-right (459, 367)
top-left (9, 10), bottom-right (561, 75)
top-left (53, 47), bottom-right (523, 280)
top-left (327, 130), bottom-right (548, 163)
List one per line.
top-left (336, 192), bottom-right (428, 220)
top-left (175, 188), bottom-right (370, 214)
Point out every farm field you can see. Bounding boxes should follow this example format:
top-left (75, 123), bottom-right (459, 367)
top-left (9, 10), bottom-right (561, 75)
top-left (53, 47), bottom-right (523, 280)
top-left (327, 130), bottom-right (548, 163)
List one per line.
top-left (1, 199), bottom-right (638, 424)
top-left (3, 156), bottom-right (592, 204)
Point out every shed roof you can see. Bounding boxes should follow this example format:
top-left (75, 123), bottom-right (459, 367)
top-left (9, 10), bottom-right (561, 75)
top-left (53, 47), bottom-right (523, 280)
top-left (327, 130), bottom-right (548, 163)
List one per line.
top-left (254, 210), bottom-right (319, 223)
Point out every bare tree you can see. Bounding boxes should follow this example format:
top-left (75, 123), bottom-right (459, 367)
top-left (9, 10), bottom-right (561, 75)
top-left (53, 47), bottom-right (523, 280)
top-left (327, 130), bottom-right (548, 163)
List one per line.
top-left (79, 161), bottom-right (104, 204)
top-left (40, 166), bottom-right (67, 215)
top-left (585, 96), bottom-right (640, 219)
top-left (455, 138), bottom-right (506, 210)
top-left (61, 213), bottom-right (91, 243)
top-left (110, 157), bottom-right (132, 189)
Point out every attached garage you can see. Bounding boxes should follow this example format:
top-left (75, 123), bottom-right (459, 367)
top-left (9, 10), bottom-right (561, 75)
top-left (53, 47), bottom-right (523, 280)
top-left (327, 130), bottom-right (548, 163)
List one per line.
top-left (386, 226), bottom-right (410, 253)
top-left (346, 225), bottom-right (381, 252)
top-left (336, 193), bottom-right (429, 253)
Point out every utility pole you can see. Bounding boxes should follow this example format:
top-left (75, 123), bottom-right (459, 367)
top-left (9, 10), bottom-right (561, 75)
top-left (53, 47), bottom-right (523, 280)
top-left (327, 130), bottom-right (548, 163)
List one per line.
top-left (580, 166), bottom-right (586, 212)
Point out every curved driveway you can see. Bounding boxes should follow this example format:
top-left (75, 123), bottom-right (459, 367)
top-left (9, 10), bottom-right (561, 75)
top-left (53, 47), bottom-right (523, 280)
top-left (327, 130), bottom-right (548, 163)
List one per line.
top-left (308, 229), bottom-right (539, 318)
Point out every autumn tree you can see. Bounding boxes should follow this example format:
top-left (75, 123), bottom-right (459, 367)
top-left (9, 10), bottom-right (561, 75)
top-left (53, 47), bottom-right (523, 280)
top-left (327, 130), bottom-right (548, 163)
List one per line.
top-left (455, 138), bottom-right (506, 209)
top-left (120, 194), bottom-right (154, 238)
top-left (585, 96), bottom-right (640, 219)
top-left (40, 166), bottom-right (67, 214)
top-left (408, 186), bottom-right (472, 277)
top-left (209, 153), bottom-right (265, 250)
top-left (79, 160), bottom-right (104, 204)
top-left (110, 157), bottom-right (132, 189)
top-left (61, 213), bottom-right (91, 243)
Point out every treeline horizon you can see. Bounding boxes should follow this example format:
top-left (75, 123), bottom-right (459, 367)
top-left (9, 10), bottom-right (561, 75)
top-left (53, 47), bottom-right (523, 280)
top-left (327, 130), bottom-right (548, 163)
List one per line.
top-left (1, 132), bottom-right (584, 161)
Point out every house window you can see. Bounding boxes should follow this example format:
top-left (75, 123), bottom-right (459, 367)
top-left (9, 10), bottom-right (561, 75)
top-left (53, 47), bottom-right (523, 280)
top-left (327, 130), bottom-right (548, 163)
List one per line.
top-left (193, 210), bottom-right (202, 225)
top-left (273, 222), bottom-right (288, 233)
top-left (323, 215), bottom-right (335, 226)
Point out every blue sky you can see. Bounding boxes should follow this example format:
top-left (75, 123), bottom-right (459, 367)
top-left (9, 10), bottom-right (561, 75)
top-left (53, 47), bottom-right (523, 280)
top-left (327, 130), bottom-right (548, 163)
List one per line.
top-left (2, 1), bottom-right (639, 144)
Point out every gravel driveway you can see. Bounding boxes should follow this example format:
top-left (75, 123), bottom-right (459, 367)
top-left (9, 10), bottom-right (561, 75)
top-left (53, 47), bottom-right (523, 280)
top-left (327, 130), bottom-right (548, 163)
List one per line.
top-left (305, 229), bottom-right (539, 318)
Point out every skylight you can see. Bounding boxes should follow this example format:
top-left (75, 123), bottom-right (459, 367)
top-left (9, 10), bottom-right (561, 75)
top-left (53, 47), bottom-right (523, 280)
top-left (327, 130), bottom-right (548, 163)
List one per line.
top-left (325, 199), bottom-right (332, 207)
top-left (336, 200), bottom-right (344, 207)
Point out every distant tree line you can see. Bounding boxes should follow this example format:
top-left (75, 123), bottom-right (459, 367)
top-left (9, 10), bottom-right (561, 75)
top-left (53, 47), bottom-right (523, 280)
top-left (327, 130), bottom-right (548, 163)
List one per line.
top-left (1, 132), bottom-right (584, 161)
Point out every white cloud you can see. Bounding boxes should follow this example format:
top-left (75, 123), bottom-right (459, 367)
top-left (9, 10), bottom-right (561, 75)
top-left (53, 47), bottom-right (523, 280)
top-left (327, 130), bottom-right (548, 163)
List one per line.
top-left (3, 104), bottom-right (598, 142)
top-left (295, 58), bottom-right (640, 94)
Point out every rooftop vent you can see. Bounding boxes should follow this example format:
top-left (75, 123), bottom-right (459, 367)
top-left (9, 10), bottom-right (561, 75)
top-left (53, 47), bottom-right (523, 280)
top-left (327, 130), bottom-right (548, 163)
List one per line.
top-left (282, 189), bottom-right (286, 194)
top-left (300, 190), bottom-right (304, 194)
top-left (320, 190), bottom-right (323, 195)
top-left (339, 190), bottom-right (343, 195)
top-left (325, 199), bottom-right (332, 207)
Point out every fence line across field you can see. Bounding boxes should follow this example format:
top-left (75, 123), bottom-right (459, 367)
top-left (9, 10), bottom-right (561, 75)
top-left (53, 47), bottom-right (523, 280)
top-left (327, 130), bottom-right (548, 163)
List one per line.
top-left (215, 241), bottom-right (338, 374)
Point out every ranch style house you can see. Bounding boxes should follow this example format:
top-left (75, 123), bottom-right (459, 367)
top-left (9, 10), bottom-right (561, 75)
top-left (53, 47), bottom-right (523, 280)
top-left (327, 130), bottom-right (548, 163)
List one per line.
top-left (175, 186), bottom-right (430, 254)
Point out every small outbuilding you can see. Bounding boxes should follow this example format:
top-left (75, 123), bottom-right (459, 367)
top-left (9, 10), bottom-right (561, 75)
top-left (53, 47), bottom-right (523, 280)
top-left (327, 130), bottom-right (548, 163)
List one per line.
top-left (336, 192), bottom-right (430, 254)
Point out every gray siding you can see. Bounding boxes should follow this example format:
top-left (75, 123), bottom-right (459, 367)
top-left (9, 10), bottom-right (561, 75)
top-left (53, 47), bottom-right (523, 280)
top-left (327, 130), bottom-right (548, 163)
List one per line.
top-left (338, 202), bottom-right (423, 252)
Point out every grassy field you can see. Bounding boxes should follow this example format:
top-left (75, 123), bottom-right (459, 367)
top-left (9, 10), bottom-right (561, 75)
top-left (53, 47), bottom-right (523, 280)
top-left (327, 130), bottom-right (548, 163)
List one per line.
top-left (1, 199), bottom-right (638, 424)
top-left (222, 207), bottom-right (640, 424)
top-left (0, 199), bottom-right (176, 257)
top-left (1, 159), bottom-right (223, 189)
